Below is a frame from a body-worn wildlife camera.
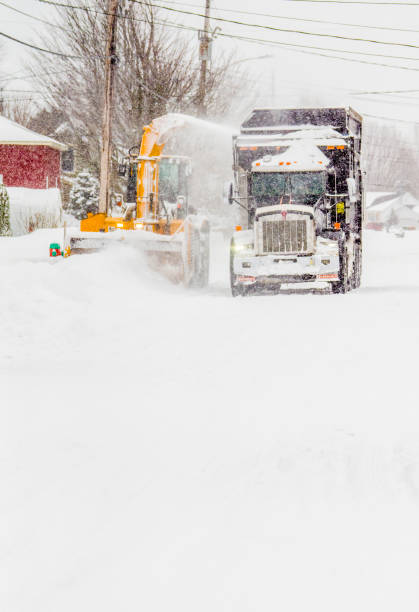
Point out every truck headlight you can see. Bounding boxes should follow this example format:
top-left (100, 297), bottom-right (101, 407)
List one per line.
top-left (234, 243), bottom-right (253, 253)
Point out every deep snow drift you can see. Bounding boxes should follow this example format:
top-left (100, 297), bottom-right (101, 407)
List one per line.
top-left (2, 229), bottom-right (419, 611)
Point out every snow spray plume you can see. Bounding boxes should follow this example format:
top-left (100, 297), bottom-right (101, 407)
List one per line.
top-left (164, 113), bottom-right (239, 224)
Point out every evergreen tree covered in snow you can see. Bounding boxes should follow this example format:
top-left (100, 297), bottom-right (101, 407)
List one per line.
top-left (68, 170), bottom-right (99, 220)
top-left (0, 183), bottom-right (11, 236)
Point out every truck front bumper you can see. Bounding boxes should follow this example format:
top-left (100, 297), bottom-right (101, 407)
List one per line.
top-left (233, 253), bottom-right (339, 290)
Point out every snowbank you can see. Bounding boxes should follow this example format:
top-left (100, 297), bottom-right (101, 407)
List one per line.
top-left (7, 187), bottom-right (62, 235)
top-left (2, 230), bottom-right (419, 611)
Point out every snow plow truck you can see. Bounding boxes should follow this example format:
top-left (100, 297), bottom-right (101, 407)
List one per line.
top-left (228, 107), bottom-right (364, 295)
top-left (69, 114), bottom-right (210, 288)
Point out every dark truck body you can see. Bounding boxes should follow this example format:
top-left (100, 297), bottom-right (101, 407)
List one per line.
top-left (229, 107), bottom-right (364, 294)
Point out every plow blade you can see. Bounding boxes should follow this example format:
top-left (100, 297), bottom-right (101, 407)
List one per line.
top-left (68, 215), bottom-right (210, 288)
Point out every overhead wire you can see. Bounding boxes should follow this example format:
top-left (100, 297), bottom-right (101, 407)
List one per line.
top-left (149, 0), bottom-right (419, 34)
top-left (130, 0), bottom-right (419, 50)
top-left (277, 0), bottom-right (419, 5)
top-left (0, 68), bottom-right (75, 83)
top-left (217, 31), bottom-right (419, 71)
top-left (0, 31), bottom-right (78, 57)
top-left (0, 0), bottom-right (70, 30)
top-left (364, 113), bottom-right (419, 124)
top-left (31, 0), bottom-right (419, 71)
top-left (38, 0), bottom-right (419, 51)
top-left (0, 88), bottom-right (43, 93)
top-left (352, 95), bottom-right (419, 106)
top-left (351, 88), bottom-right (419, 94)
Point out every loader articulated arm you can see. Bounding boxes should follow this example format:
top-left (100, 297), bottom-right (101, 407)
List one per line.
top-left (137, 114), bottom-right (186, 219)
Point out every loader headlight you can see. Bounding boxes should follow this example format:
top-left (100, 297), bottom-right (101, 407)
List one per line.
top-left (135, 222), bottom-right (144, 229)
top-left (116, 222), bottom-right (124, 228)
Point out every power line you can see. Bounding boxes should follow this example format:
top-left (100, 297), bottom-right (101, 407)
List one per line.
top-left (364, 113), bottom-right (419, 125)
top-left (237, 37), bottom-right (419, 62)
top-left (353, 95), bottom-right (419, 107)
top-left (37, 0), bottom-right (419, 50)
top-left (278, 0), bottom-right (419, 4)
top-left (0, 97), bottom-right (43, 102)
top-left (129, 0), bottom-right (419, 50)
top-left (158, 0), bottom-right (419, 35)
top-left (358, 92), bottom-right (419, 101)
top-left (218, 31), bottom-right (419, 72)
top-left (352, 88), bottom-right (419, 94)
top-left (0, 89), bottom-right (43, 93)
top-left (32, 0), bottom-right (419, 72)
top-left (0, 0), bottom-right (69, 30)
top-left (145, 15), bottom-right (419, 68)
top-left (0, 31), bottom-right (78, 58)
top-left (0, 68), bottom-right (74, 83)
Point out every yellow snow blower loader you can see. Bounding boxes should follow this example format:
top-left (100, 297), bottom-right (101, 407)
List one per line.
top-left (69, 114), bottom-right (210, 287)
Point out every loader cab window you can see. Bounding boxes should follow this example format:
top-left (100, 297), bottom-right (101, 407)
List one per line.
top-left (159, 159), bottom-right (188, 203)
top-left (251, 171), bottom-right (325, 206)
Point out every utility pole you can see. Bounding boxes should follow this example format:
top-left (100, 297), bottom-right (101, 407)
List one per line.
top-left (197, 0), bottom-right (211, 117)
top-left (98, 0), bottom-right (119, 215)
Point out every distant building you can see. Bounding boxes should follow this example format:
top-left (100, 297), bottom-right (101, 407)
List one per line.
top-left (0, 114), bottom-right (67, 189)
top-left (366, 191), bottom-right (419, 231)
top-left (0, 115), bottom-right (67, 234)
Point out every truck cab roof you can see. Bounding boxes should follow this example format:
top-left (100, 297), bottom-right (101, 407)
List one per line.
top-left (240, 107), bottom-right (362, 136)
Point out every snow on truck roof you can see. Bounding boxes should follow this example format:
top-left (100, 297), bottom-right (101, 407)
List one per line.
top-left (236, 127), bottom-right (346, 149)
top-left (252, 142), bottom-right (331, 173)
top-left (0, 115), bottom-right (67, 151)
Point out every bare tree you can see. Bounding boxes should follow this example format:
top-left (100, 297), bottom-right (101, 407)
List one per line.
top-left (1, 98), bottom-right (36, 127)
top-left (28, 0), bottom-right (245, 172)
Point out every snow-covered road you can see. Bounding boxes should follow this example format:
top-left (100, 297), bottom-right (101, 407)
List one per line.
top-left (2, 229), bottom-right (419, 611)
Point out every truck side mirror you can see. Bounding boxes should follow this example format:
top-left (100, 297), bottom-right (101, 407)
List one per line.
top-left (118, 164), bottom-right (127, 177)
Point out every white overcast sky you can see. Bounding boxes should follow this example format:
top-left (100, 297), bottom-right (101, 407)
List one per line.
top-left (1, 0), bottom-right (419, 125)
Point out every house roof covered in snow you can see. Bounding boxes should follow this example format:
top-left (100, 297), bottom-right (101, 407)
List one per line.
top-left (0, 115), bottom-right (67, 151)
top-left (367, 191), bottom-right (419, 211)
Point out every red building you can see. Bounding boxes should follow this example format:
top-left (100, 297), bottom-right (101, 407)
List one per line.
top-left (0, 115), bottom-right (66, 189)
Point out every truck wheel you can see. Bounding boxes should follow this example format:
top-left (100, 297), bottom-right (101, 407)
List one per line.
top-left (353, 242), bottom-right (362, 289)
top-left (348, 241), bottom-right (362, 290)
top-left (332, 237), bottom-right (350, 294)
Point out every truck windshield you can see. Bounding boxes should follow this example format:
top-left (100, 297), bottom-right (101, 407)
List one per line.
top-left (251, 172), bottom-right (325, 206)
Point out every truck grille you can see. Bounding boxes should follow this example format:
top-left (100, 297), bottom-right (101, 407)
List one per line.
top-left (261, 219), bottom-right (308, 254)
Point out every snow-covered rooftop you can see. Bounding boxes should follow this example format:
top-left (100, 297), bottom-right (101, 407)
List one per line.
top-left (236, 127), bottom-right (346, 149)
top-left (0, 115), bottom-right (67, 151)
